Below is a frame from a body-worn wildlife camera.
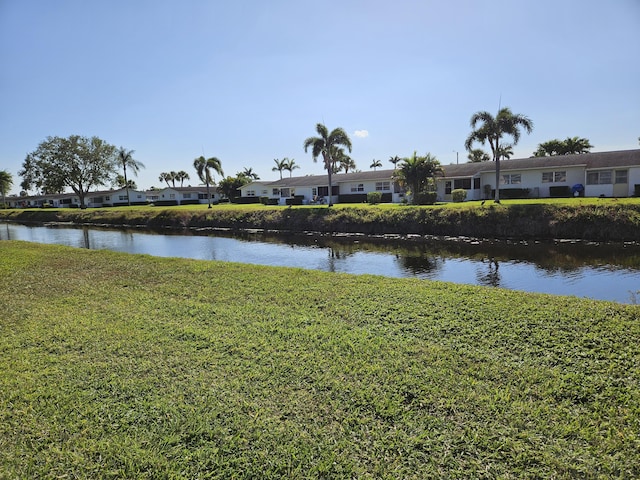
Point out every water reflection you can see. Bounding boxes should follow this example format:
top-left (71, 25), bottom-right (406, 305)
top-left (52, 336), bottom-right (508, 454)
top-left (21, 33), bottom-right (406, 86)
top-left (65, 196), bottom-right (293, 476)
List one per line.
top-left (2, 222), bottom-right (640, 303)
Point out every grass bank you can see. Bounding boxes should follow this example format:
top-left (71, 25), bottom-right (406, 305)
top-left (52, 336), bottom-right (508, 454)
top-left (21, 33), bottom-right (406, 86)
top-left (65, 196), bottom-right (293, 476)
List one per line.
top-left (2, 198), bottom-right (640, 241)
top-left (1, 241), bottom-right (639, 478)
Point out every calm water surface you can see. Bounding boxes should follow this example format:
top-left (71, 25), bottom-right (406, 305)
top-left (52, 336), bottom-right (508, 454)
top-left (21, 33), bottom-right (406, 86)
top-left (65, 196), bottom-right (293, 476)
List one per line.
top-left (2, 222), bottom-right (639, 304)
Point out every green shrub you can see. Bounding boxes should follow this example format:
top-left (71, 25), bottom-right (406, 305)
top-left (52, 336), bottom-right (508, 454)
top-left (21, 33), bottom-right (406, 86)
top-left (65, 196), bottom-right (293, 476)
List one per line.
top-left (285, 197), bottom-right (304, 206)
top-left (259, 196), bottom-right (269, 205)
top-left (367, 191), bottom-right (382, 204)
top-left (451, 189), bottom-right (467, 202)
top-left (634, 184), bottom-right (640, 197)
top-left (413, 191), bottom-right (437, 205)
top-left (338, 193), bottom-right (367, 203)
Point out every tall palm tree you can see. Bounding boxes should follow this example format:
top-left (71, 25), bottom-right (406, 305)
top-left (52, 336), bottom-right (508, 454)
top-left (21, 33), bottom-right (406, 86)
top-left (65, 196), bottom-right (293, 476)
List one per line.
top-left (193, 156), bottom-right (223, 208)
top-left (340, 156), bottom-right (357, 173)
top-left (284, 158), bottom-right (300, 177)
top-left (304, 123), bottom-right (352, 207)
top-left (465, 107), bottom-right (533, 203)
top-left (242, 167), bottom-right (260, 180)
top-left (388, 155), bottom-right (401, 170)
top-left (159, 172), bottom-right (173, 188)
top-left (176, 170), bottom-right (190, 187)
top-left (272, 158), bottom-right (287, 179)
top-left (0, 169), bottom-right (13, 208)
top-left (370, 159), bottom-right (382, 171)
top-left (117, 147), bottom-right (145, 206)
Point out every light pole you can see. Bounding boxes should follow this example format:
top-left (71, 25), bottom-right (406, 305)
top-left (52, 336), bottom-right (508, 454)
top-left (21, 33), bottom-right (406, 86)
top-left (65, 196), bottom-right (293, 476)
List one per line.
top-left (453, 150), bottom-right (459, 164)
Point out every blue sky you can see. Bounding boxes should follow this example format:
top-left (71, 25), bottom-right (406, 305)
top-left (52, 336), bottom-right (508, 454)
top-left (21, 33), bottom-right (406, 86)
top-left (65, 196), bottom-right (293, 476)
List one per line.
top-left (1, 0), bottom-right (639, 194)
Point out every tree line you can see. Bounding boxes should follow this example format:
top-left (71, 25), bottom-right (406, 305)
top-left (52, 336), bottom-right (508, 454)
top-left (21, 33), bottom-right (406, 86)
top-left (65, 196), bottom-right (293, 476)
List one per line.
top-left (7, 111), bottom-right (633, 208)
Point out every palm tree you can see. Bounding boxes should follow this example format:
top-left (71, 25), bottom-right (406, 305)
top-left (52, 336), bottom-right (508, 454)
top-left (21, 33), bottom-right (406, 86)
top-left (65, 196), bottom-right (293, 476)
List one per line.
top-left (497, 144), bottom-right (514, 160)
top-left (303, 123), bottom-right (352, 207)
top-left (561, 136), bottom-right (593, 155)
top-left (388, 155), bottom-right (401, 170)
top-left (467, 149), bottom-right (491, 163)
top-left (176, 170), bottom-right (190, 187)
top-left (272, 158), bottom-right (287, 179)
top-left (284, 158), bottom-right (300, 178)
top-left (0, 169), bottom-right (13, 208)
top-left (117, 147), bottom-right (145, 206)
top-left (340, 156), bottom-right (357, 173)
top-left (465, 107), bottom-right (533, 203)
top-left (370, 159), bottom-right (382, 171)
top-left (158, 172), bottom-right (172, 187)
top-left (242, 167), bottom-right (260, 180)
top-left (193, 156), bottom-right (223, 208)
top-left (394, 152), bottom-right (443, 204)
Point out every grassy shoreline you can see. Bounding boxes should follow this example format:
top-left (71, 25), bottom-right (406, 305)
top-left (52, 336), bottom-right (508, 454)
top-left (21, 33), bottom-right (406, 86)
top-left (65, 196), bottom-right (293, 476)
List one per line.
top-left (1, 241), bottom-right (639, 478)
top-left (2, 198), bottom-right (640, 241)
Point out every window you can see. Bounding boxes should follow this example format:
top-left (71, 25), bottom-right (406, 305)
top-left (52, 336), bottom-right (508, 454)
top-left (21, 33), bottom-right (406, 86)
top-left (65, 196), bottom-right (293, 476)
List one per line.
top-left (587, 170), bottom-right (612, 185)
top-left (615, 170), bottom-right (628, 184)
top-left (169, 194), bottom-right (175, 199)
top-left (118, 195), bottom-right (128, 201)
top-left (500, 174), bottom-right (521, 185)
top-left (183, 193), bottom-right (192, 199)
top-left (272, 188), bottom-right (280, 196)
top-left (280, 188), bottom-right (290, 197)
top-left (261, 190), bottom-right (268, 195)
top-left (444, 181), bottom-right (452, 194)
top-left (105, 196), bottom-right (110, 201)
top-left (542, 171), bottom-right (566, 183)
top-left (375, 181), bottom-right (390, 191)
top-left (317, 186), bottom-right (328, 196)
top-left (473, 178), bottom-right (480, 189)
top-left (246, 190), bottom-right (256, 196)
top-left (312, 187), bottom-right (317, 196)
top-left (453, 178), bottom-right (471, 189)
top-left (351, 183), bottom-right (364, 192)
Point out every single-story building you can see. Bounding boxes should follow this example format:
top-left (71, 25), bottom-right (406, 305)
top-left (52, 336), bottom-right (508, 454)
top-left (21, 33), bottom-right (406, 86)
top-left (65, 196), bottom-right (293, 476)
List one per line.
top-left (239, 149), bottom-right (640, 203)
top-left (240, 170), bottom-right (405, 205)
top-left (152, 186), bottom-right (221, 206)
top-left (436, 149), bottom-right (640, 201)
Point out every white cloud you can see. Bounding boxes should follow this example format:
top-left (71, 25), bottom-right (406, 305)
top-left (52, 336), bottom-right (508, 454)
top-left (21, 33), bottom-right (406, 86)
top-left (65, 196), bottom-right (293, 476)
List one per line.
top-left (354, 129), bottom-right (369, 138)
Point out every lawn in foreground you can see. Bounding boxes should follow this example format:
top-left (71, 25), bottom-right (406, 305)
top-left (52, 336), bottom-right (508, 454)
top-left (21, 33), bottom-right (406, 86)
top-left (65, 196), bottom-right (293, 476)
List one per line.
top-left (0, 241), bottom-right (638, 478)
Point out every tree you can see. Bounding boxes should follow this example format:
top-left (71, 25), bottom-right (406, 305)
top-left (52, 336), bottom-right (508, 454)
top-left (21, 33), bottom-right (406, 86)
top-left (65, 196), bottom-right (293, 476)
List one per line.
top-left (370, 159), bottom-right (382, 171)
top-left (117, 147), bottom-right (145, 206)
top-left (467, 149), bottom-right (491, 163)
top-left (242, 167), bottom-right (260, 180)
top-left (193, 156), bottom-right (223, 208)
top-left (158, 172), bottom-right (173, 187)
top-left (339, 155), bottom-right (357, 173)
top-left (114, 174), bottom-right (137, 190)
top-left (303, 123), bottom-right (352, 207)
top-left (497, 144), bottom-right (514, 160)
top-left (0, 170), bottom-right (13, 208)
top-left (394, 152), bottom-right (443, 204)
top-left (218, 175), bottom-right (250, 201)
top-left (19, 135), bottom-right (117, 208)
top-left (533, 136), bottom-right (592, 156)
top-left (284, 158), bottom-right (300, 178)
top-left (176, 170), bottom-right (190, 187)
top-left (464, 107), bottom-right (533, 203)
top-left (388, 155), bottom-right (402, 170)
top-left (272, 158), bottom-right (287, 179)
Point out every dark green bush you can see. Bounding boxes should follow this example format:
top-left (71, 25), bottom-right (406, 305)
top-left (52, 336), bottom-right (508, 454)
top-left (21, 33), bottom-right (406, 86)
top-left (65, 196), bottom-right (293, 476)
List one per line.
top-left (232, 197), bottom-right (261, 204)
top-left (367, 192), bottom-right (382, 204)
top-left (413, 192), bottom-right (438, 205)
top-left (492, 188), bottom-right (531, 199)
top-left (286, 196), bottom-right (304, 206)
top-left (634, 184), bottom-right (640, 197)
top-left (451, 189), bottom-right (467, 202)
top-left (338, 194), bottom-right (367, 203)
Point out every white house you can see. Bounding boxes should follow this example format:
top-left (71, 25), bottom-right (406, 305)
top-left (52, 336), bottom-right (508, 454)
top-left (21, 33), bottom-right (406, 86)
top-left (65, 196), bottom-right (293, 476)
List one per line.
top-left (153, 186), bottom-right (220, 206)
top-left (240, 170), bottom-right (405, 205)
top-left (436, 149), bottom-right (640, 201)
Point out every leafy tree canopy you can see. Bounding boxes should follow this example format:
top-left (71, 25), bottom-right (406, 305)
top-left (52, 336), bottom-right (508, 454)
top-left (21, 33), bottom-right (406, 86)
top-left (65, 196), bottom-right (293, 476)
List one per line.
top-left (393, 151), bottom-right (443, 204)
top-left (533, 136), bottom-right (593, 156)
top-left (218, 174), bottom-right (250, 200)
top-left (19, 135), bottom-right (117, 207)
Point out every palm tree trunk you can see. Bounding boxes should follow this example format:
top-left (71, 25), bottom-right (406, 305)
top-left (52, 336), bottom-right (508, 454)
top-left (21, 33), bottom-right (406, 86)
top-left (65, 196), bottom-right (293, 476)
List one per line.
top-left (494, 158), bottom-right (501, 203)
top-left (124, 165), bottom-right (131, 206)
top-left (206, 181), bottom-right (212, 208)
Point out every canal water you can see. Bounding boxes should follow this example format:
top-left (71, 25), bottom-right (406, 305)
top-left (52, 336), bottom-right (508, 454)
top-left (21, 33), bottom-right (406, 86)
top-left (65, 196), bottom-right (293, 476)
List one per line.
top-left (2, 222), bottom-right (639, 304)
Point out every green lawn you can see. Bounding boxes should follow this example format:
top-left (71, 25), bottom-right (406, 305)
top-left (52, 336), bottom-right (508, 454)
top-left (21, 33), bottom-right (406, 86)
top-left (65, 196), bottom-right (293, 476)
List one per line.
top-left (1, 241), bottom-right (638, 478)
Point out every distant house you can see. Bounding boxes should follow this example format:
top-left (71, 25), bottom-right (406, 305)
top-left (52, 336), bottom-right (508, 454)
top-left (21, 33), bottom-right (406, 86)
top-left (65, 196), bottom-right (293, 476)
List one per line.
top-left (240, 170), bottom-right (405, 205)
top-left (153, 186), bottom-right (220, 206)
top-left (436, 149), bottom-right (640, 201)
top-left (86, 188), bottom-right (147, 207)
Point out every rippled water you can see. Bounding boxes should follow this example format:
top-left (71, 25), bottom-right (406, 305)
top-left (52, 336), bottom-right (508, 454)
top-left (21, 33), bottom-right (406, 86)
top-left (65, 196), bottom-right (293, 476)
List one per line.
top-left (2, 222), bottom-right (639, 304)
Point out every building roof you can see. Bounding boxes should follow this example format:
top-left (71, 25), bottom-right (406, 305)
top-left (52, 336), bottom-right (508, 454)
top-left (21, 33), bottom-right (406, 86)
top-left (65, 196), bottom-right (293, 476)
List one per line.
top-left (247, 169), bottom-right (398, 188)
top-left (440, 149), bottom-right (640, 178)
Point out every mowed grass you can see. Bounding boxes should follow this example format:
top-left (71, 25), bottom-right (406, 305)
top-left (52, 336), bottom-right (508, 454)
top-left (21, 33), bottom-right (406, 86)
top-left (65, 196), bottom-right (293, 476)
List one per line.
top-left (1, 241), bottom-right (639, 478)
